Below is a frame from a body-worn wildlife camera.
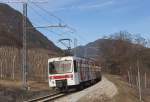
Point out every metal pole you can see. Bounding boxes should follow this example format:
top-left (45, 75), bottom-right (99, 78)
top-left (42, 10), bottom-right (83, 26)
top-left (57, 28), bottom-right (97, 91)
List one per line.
top-left (22, 2), bottom-right (28, 90)
top-left (74, 38), bottom-right (77, 56)
top-left (84, 47), bottom-right (87, 58)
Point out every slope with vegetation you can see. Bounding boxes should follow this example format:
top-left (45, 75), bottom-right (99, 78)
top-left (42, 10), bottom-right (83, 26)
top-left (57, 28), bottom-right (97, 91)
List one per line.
top-left (0, 3), bottom-right (63, 81)
top-left (74, 31), bottom-right (150, 80)
top-left (73, 31), bottom-right (150, 100)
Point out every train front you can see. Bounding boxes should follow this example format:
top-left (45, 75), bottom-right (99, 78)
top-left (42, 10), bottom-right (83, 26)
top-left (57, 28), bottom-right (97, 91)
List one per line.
top-left (48, 57), bottom-right (78, 90)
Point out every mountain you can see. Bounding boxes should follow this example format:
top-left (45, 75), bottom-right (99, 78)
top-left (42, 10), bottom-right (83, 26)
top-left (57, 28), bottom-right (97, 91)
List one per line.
top-left (0, 3), bottom-right (61, 53)
top-left (73, 35), bottom-right (150, 77)
top-left (0, 3), bottom-right (63, 81)
top-left (72, 39), bottom-right (105, 58)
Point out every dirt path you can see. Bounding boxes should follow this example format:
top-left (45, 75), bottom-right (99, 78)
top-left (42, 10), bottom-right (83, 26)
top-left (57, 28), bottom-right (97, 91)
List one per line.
top-left (55, 76), bottom-right (118, 102)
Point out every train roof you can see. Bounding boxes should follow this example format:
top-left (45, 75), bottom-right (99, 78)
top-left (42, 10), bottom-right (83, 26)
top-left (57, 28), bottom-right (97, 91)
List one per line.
top-left (48, 56), bottom-right (97, 62)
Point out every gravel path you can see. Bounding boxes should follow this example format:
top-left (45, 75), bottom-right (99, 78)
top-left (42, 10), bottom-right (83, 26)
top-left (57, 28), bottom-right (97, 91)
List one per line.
top-left (55, 76), bottom-right (118, 102)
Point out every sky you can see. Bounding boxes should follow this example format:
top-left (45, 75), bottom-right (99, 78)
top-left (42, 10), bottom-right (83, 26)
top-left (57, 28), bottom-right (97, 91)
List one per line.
top-left (1, 0), bottom-right (150, 48)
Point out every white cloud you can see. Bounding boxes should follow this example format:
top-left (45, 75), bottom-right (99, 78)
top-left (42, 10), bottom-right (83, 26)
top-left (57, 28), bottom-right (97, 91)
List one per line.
top-left (50, 0), bottom-right (115, 12)
top-left (76, 0), bottom-right (114, 10)
top-left (4, 0), bottom-right (115, 12)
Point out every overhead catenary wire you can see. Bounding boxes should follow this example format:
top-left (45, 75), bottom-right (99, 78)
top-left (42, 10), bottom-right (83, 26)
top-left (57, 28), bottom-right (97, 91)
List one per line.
top-left (6, 1), bottom-right (89, 46)
top-left (31, 2), bottom-right (63, 23)
top-left (26, 2), bottom-right (71, 52)
top-left (29, 2), bottom-right (90, 47)
top-left (28, 3), bottom-right (70, 37)
top-left (28, 4), bottom-right (65, 47)
top-left (28, 4), bottom-right (67, 39)
top-left (28, 4), bottom-right (54, 25)
top-left (31, 3), bottom-right (89, 41)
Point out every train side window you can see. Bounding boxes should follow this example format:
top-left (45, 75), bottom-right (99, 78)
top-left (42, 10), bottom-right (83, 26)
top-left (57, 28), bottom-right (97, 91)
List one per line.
top-left (74, 60), bottom-right (77, 72)
top-left (49, 62), bottom-right (55, 74)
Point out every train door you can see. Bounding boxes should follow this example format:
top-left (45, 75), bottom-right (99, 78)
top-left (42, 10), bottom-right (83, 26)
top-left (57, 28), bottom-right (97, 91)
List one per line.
top-left (73, 60), bottom-right (80, 85)
top-left (79, 60), bottom-right (83, 82)
top-left (87, 61), bottom-right (90, 81)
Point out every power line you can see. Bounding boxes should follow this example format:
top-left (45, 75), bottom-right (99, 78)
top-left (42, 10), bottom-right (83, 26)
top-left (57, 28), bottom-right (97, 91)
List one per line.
top-left (64, 25), bottom-right (90, 45)
top-left (28, 4), bottom-right (53, 25)
top-left (28, 3), bottom-right (70, 38)
top-left (8, 1), bottom-right (90, 45)
top-left (30, 2), bottom-right (89, 44)
top-left (31, 3), bottom-right (63, 23)
top-left (28, 4), bottom-right (74, 49)
top-left (28, 4), bottom-right (75, 42)
top-left (30, 2), bottom-right (89, 46)
top-left (48, 29), bottom-right (64, 37)
top-left (40, 28), bottom-right (65, 38)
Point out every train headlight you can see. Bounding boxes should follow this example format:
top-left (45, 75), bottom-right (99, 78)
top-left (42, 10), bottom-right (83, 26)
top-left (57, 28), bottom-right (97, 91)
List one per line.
top-left (52, 81), bottom-right (55, 84)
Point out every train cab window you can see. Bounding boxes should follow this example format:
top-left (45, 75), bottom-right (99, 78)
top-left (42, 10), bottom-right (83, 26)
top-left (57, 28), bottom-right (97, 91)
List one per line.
top-left (49, 60), bottom-right (72, 74)
top-left (49, 63), bottom-right (55, 74)
top-left (74, 60), bottom-right (77, 72)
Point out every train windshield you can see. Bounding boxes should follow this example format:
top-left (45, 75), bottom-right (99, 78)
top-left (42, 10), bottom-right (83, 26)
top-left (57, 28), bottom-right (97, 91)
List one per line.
top-left (49, 60), bottom-right (72, 74)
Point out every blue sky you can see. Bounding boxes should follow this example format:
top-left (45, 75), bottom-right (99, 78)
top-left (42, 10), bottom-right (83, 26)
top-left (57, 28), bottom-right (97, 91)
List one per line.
top-left (1, 0), bottom-right (150, 48)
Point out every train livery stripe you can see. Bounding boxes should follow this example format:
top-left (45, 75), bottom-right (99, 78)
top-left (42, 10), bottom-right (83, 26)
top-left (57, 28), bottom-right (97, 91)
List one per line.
top-left (49, 74), bottom-right (73, 79)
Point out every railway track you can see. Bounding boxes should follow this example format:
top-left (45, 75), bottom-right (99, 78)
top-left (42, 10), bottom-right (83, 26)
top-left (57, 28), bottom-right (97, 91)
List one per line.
top-left (24, 92), bottom-right (66, 102)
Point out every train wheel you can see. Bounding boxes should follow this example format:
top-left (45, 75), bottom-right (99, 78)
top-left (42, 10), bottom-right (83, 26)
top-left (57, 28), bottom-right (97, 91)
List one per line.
top-left (64, 86), bottom-right (69, 93)
top-left (78, 84), bottom-right (84, 91)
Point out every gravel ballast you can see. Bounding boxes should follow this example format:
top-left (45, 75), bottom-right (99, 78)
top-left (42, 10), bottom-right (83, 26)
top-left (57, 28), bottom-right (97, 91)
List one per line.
top-left (55, 76), bottom-right (118, 102)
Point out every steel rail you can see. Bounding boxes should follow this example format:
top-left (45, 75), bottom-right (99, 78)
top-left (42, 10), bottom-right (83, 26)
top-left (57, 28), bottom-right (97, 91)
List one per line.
top-left (24, 92), bottom-right (65, 102)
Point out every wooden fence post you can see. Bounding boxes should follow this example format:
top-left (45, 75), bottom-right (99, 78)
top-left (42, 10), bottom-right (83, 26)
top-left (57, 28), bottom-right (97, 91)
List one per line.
top-left (144, 72), bottom-right (147, 88)
top-left (137, 60), bottom-right (142, 101)
top-left (0, 61), bottom-right (3, 78)
top-left (128, 70), bottom-right (131, 86)
top-left (12, 55), bottom-right (16, 80)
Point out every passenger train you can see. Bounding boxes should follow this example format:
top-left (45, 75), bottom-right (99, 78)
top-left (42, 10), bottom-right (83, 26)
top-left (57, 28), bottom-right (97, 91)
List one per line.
top-left (48, 56), bottom-right (101, 90)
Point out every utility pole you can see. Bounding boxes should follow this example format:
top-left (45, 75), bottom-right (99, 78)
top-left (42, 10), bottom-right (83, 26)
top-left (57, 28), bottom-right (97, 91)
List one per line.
top-left (22, 2), bottom-right (28, 90)
top-left (22, 2), bottom-right (66, 90)
top-left (2, 0), bottom-right (29, 91)
top-left (3, 1), bottom-right (66, 90)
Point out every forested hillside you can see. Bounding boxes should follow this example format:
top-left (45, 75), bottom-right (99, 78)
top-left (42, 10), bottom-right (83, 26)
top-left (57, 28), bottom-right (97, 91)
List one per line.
top-left (74, 31), bottom-right (150, 88)
top-left (0, 3), bottom-right (63, 81)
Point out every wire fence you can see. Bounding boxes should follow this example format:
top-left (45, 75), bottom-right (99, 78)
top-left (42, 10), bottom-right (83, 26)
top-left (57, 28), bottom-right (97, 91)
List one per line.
top-left (0, 46), bottom-right (57, 82)
top-left (127, 70), bottom-right (150, 101)
top-left (127, 71), bottom-right (150, 89)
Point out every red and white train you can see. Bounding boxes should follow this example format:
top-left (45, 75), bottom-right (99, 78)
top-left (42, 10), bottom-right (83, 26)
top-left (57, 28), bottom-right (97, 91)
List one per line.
top-left (48, 56), bottom-right (101, 90)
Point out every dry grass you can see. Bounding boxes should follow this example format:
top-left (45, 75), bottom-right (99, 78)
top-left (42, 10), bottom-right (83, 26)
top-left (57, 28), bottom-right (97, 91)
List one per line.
top-left (105, 74), bottom-right (148, 102)
top-left (78, 74), bottom-right (149, 102)
top-left (78, 94), bottom-right (111, 102)
top-left (0, 79), bottom-right (50, 91)
top-left (0, 79), bottom-right (53, 102)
